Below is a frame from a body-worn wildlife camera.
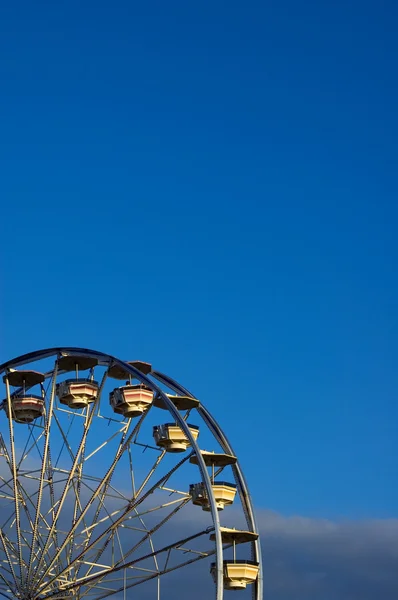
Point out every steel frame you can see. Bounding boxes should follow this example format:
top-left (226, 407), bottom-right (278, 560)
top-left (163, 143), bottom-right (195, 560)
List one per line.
top-left (0, 347), bottom-right (262, 600)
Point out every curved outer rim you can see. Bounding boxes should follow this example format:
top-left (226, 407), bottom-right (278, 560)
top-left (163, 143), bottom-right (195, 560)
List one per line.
top-left (152, 370), bottom-right (263, 600)
top-left (0, 348), bottom-right (224, 600)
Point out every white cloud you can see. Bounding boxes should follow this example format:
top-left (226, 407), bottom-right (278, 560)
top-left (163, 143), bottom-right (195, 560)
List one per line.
top-left (257, 509), bottom-right (398, 599)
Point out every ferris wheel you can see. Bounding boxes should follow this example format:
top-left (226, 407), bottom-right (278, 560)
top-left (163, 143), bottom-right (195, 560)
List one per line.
top-left (0, 347), bottom-right (262, 600)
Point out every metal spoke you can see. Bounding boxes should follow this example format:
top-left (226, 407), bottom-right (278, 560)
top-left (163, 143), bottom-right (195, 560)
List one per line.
top-left (82, 496), bottom-right (190, 583)
top-left (36, 452), bottom-right (191, 596)
top-left (41, 528), bottom-right (214, 598)
top-left (32, 369), bottom-right (109, 582)
top-left (27, 361), bottom-right (58, 582)
top-left (0, 528), bottom-right (18, 593)
top-left (33, 414), bottom-right (142, 590)
top-left (0, 456), bottom-right (51, 561)
top-left (4, 376), bottom-right (24, 590)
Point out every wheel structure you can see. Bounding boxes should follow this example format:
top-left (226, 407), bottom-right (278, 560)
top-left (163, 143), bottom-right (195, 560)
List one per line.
top-left (0, 348), bottom-right (262, 600)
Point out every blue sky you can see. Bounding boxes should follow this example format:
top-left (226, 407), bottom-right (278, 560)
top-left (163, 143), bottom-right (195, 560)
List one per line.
top-left (1, 0), bottom-right (397, 533)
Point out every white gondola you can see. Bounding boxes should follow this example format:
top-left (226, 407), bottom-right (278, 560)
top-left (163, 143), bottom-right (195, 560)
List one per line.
top-left (190, 450), bottom-right (238, 510)
top-left (211, 560), bottom-right (260, 590)
top-left (3, 370), bottom-right (45, 424)
top-left (108, 360), bottom-right (154, 417)
top-left (57, 379), bottom-right (99, 409)
top-left (153, 423), bottom-right (199, 453)
top-left (190, 481), bottom-right (237, 511)
top-left (210, 528), bottom-right (259, 590)
top-left (110, 384), bottom-right (153, 418)
top-left (56, 355), bottom-right (98, 409)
